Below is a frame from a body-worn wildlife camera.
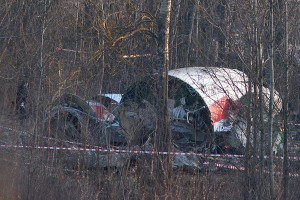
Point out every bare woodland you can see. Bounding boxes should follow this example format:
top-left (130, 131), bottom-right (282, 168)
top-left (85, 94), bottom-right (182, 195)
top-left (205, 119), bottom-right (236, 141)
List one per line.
top-left (0, 0), bottom-right (300, 199)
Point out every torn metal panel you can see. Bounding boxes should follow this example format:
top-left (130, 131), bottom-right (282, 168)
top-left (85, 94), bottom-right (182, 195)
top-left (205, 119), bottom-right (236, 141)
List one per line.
top-left (168, 67), bottom-right (282, 133)
top-left (120, 66), bottom-right (283, 152)
top-left (168, 67), bottom-right (249, 107)
top-left (119, 73), bottom-right (213, 152)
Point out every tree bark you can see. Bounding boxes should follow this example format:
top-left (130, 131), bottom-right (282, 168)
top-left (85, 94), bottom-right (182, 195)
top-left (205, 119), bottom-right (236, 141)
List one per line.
top-left (268, 0), bottom-right (275, 198)
top-left (257, 1), bottom-right (265, 197)
top-left (156, 0), bottom-right (172, 150)
top-left (170, 0), bottom-right (181, 69)
top-left (184, 0), bottom-right (199, 67)
top-left (155, 0), bottom-right (172, 197)
top-left (282, 0), bottom-right (289, 199)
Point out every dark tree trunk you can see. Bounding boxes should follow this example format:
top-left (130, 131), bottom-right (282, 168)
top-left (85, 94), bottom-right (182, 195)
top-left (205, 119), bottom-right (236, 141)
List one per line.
top-left (282, 0), bottom-right (289, 199)
top-left (268, 0), bottom-right (275, 198)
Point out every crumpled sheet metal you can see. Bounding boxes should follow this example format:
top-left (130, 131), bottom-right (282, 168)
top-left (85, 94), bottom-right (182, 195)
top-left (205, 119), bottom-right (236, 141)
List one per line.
top-left (172, 153), bottom-right (203, 170)
top-left (61, 146), bottom-right (204, 171)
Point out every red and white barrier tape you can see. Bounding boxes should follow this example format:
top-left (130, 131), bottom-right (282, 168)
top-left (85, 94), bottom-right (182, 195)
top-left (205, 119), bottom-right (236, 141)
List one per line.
top-left (203, 162), bottom-right (299, 177)
top-left (1, 125), bottom-right (300, 160)
top-left (203, 161), bottom-right (245, 170)
top-left (1, 144), bottom-right (300, 161)
top-left (1, 144), bottom-right (299, 177)
top-left (0, 144), bottom-right (243, 157)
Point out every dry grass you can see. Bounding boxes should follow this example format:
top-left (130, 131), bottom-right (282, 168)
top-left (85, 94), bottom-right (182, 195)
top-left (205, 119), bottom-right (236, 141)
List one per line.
top-left (1, 117), bottom-right (300, 200)
top-left (0, 153), bottom-right (245, 200)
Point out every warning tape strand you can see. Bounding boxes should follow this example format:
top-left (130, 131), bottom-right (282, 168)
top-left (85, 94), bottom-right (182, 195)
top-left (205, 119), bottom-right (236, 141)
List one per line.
top-left (1, 124), bottom-right (300, 161)
top-left (1, 144), bottom-right (300, 161)
top-left (1, 144), bottom-right (299, 178)
top-left (0, 144), bottom-right (244, 157)
top-left (203, 162), bottom-right (299, 177)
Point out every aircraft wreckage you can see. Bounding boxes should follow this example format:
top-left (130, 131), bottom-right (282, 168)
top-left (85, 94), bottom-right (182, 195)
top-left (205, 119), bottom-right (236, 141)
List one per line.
top-left (43, 67), bottom-right (283, 170)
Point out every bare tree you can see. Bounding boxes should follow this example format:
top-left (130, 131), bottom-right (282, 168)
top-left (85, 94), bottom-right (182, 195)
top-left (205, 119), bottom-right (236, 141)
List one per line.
top-left (156, 0), bottom-right (172, 150)
top-left (268, 0), bottom-right (275, 198)
top-left (282, 0), bottom-right (289, 199)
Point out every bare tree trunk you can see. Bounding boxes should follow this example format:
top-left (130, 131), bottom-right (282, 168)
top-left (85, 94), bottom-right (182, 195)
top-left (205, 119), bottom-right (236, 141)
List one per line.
top-left (170, 0), bottom-right (181, 69)
top-left (184, 0), bottom-right (199, 67)
top-left (244, 75), bottom-right (253, 200)
top-left (156, 0), bottom-right (172, 148)
top-left (268, 0), bottom-right (275, 198)
top-left (282, 0), bottom-right (289, 199)
top-left (251, 1), bottom-right (265, 199)
top-left (98, 1), bottom-right (108, 94)
top-left (257, 3), bottom-right (265, 198)
top-left (250, 2), bottom-right (260, 197)
top-left (259, 48), bottom-right (265, 200)
top-left (156, 0), bottom-right (172, 197)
